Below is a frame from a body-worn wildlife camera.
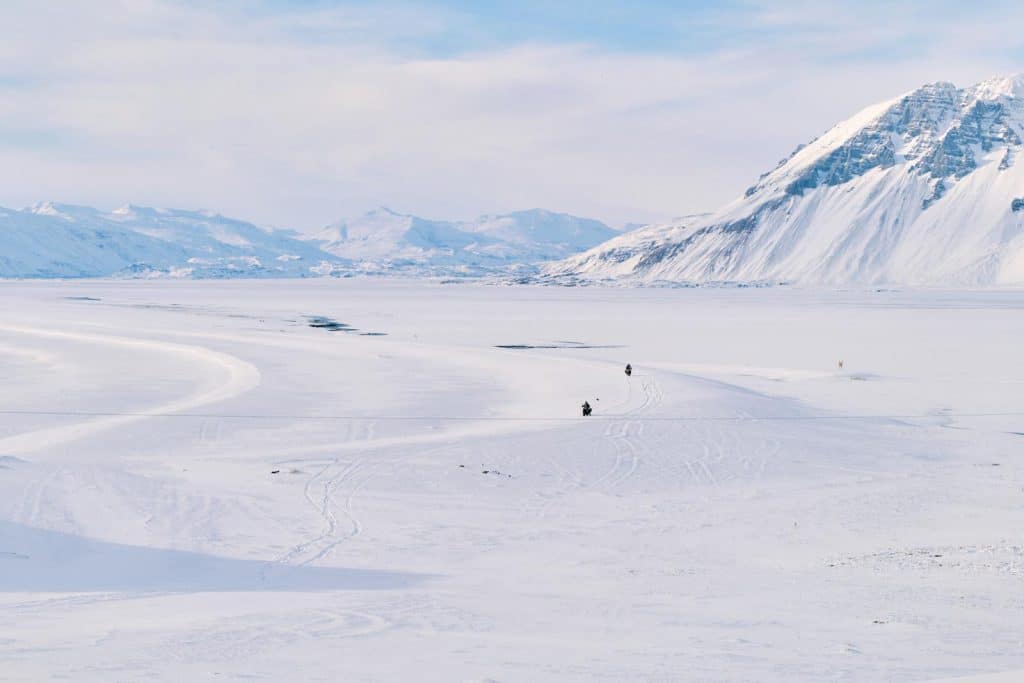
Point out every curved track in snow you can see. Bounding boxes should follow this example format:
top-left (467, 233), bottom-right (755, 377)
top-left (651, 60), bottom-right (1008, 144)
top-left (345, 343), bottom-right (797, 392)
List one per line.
top-left (0, 324), bottom-right (261, 455)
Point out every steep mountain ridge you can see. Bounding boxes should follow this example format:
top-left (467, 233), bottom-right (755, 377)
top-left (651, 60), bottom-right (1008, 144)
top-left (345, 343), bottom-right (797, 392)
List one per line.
top-left (550, 74), bottom-right (1024, 286)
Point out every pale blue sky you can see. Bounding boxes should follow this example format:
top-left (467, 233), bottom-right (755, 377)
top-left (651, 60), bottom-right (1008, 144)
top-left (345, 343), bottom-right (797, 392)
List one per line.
top-left (252, 1), bottom-right (1023, 59)
top-left (0, 0), bottom-right (1021, 229)
top-left (254, 0), bottom-right (748, 54)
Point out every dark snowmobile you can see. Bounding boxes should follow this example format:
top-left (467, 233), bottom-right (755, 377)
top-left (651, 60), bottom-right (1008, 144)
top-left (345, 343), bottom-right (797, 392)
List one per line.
top-left (581, 401), bottom-right (592, 417)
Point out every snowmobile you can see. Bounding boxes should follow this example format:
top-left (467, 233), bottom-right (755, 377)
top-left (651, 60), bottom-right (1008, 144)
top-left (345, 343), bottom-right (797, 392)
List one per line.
top-left (624, 363), bottom-right (632, 377)
top-left (582, 401), bottom-right (592, 417)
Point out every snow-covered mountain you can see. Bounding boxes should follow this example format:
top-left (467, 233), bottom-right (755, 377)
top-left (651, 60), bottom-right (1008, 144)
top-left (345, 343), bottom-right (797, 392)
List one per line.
top-left (312, 207), bottom-right (619, 275)
top-left (0, 203), bottom-right (619, 279)
top-left (549, 74), bottom-right (1024, 286)
top-left (0, 203), bottom-right (340, 278)
top-left (471, 210), bottom-right (620, 259)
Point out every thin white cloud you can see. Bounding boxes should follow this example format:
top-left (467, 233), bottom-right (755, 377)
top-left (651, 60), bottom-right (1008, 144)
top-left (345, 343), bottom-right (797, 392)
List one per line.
top-left (0, 0), bottom-right (1020, 229)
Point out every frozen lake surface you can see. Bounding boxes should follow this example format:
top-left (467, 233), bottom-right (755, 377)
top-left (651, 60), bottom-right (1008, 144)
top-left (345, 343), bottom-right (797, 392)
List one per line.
top-left (1, 279), bottom-right (1022, 681)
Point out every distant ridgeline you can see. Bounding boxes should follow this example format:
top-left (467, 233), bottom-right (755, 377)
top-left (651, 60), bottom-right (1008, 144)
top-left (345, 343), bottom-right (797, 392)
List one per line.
top-left (0, 203), bottom-right (620, 279)
top-left (0, 203), bottom-right (330, 279)
top-left (308, 207), bottom-right (620, 277)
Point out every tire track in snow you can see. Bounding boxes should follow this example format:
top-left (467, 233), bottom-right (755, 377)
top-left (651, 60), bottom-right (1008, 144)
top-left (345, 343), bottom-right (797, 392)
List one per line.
top-left (592, 374), bottom-right (659, 493)
top-left (268, 421), bottom-right (442, 572)
top-left (532, 372), bottom-right (661, 517)
top-left (265, 448), bottom-right (368, 572)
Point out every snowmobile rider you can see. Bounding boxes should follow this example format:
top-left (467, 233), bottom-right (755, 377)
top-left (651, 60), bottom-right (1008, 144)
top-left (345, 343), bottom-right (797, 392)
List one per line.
top-left (625, 363), bottom-right (632, 377)
top-left (582, 400), bottom-right (592, 417)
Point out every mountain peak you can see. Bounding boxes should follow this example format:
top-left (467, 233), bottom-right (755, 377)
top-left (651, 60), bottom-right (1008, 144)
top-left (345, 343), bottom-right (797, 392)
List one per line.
top-left (29, 201), bottom-right (62, 216)
top-left (971, 73), bottom-right (1024, 100)
top-left (369, 206), bottom-right (406, 218)
top-left (508, 208), bottom-right (555, 218)
top-left (111, 204), bottom-right (173, 219)
top-left (26, 202), bottom-right (103, 220)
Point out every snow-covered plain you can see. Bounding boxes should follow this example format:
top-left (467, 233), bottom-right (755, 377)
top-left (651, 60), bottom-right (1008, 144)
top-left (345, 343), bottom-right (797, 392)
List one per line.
top-left (1, 279), bottom-right (1023, 681)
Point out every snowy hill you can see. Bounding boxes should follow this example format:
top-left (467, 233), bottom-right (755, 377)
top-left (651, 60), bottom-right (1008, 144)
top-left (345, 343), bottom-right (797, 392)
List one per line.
top-left (0, 202), bottom-right (343, 279)
top-left (0, 204), bottom-right (190, 278)
top-left (311, 208), bottom-right (501, 271)
top-left (548, 74), bottom-right (1024, 286)
top-left (471, 209), bottom-right (620, 260)
top-left (312, 207), bottom-right (619, 275)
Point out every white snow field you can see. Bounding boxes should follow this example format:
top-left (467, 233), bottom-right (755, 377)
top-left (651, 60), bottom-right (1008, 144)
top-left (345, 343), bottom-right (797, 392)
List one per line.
top-left (1, 279), bottom-right (1023, 682)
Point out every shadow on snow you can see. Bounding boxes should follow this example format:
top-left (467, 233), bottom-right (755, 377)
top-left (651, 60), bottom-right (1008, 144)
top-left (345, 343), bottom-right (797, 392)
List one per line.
top-left (0, 521), bottom-right (428, 593)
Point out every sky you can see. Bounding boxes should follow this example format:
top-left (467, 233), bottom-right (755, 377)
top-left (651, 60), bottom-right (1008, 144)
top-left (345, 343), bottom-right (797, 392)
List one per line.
top-left (0, 0), bottom-right (1022, 231)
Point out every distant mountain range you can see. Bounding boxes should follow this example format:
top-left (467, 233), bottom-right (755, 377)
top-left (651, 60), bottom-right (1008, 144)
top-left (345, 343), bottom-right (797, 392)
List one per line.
top-left (547, 74), bottom-right (1024, 287)
top-left (311, 207), bottom-right (619, 275)
top-left (19, 75), bottom-right (1024, 286)
top-left (0, 203), bottom-right (620, 279)
top-left (0, 203), bottom-right (330, 279)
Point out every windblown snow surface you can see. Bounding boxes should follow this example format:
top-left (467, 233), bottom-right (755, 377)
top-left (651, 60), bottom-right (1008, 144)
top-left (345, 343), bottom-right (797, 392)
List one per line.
top-left (550, 74), bottom-right (1024, 287)
top-left (1, 280), bottom-right (1023, 681)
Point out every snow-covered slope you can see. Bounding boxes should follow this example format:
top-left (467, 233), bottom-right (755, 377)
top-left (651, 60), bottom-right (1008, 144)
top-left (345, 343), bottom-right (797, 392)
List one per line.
top-left (471, 209), bottom-right (620, 260)
top-left (311, 208), bottom-right (501, 271)
top-left (550, 74), bottom-right (1024, 286)
top-left (0, 204), bottom-right (191, 278)
top-left (0, 203), bottom-right (342, 278)
top-left (312, 207), bottom-right (619, 274)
